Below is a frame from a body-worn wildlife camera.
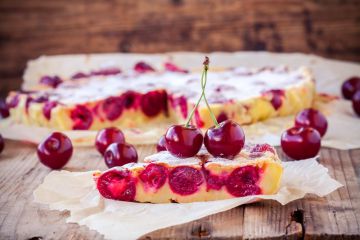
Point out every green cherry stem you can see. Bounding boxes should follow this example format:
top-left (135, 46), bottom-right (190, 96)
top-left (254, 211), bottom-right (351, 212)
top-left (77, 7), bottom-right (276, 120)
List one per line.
top-left (185, 57), bottom-right (219, 128)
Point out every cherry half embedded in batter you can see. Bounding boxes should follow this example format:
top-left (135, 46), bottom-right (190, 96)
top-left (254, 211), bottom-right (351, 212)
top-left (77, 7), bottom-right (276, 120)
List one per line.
top-left (43, 101), bottom-right (58, 120)
top-left (226, 166), bottom-right (261, 197)
top-left (281, 126), bottom-right (321, 160)
top-left (139, 164), bottom-right (168, 190)
top-left (140, 90), bottom-right (167, 117)
top-left (342, 76), bottom-right (360, 100)
top-left (169, 166), bottom-right (204, 195)
top-left (102, 96), bottom-right (124, 121)
top-left (249, 143), bottom-right (275, 158)
top-left (352, 90), bottom-right (360, 116)
top-left (37, 132), bottom-right (73, 169)
top-left (164, 62), bottom-right (188, 73)
top-left (263, 89), bottom-right (285, 110)
top-left (97, 169), bottom-right (136, 201)
top-left (203, 168), bottom-right (226, 191)
top-left (134, 61), bottom-right (155, 73)
top-left (165, 125), bottom-right (203, 158)
top-left (295, 108), bottom-right (328, 137)
top-left (39, 75), bottom-right (63, 88)
top-left (91, 68), bottom-right (121, 76)
top-left (0, 99), bottom-right (9, 119)
top-left (70, 105), bottom-right (93, 130)
top-left (95, 127), bottom-right (125, 155)
top-left (204, 120), bottom-right (245, 159)
top-left (156, 135), bottom-right (167, 152)
top-left (7, 94), bottom-right (19, 108)
top-left (104, 142), bottom-right (138, 168)
top-left (0, 134), bottom-right (4, 154)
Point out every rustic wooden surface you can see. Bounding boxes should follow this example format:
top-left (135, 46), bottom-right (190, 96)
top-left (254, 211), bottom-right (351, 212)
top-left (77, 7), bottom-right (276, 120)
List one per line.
top-left (0, 139), bottom-right (359, 239)
top-left (1, 0), bottom-right (360, 96)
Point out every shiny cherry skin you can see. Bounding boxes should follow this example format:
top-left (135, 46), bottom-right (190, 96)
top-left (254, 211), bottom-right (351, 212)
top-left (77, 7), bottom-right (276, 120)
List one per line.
top-left (281, 126), bottom-right (321, 160)
top-left (95, 127), bottom-right (125, 155)
top-left (352, 90), bottom-right (360, 116)
top-left (342, 77), bottom-right (360, 100)
top-left (104, 142), bottom-right (138, 168)
top-left (156, 135), bottom-right (167, 152)
top-left (0, 134), bottom-right (4, 154)
top-left (37, 132), bottom-right (73, 169)
top-left (165, 125), bottom-right (203, 158)
top-left (295, 108), bottom-right (328, 137)
top-left (204, 120), bottom-right (245, 159)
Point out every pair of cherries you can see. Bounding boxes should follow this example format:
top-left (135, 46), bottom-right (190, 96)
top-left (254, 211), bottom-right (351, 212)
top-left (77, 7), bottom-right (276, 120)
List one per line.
top-left (37, 127), bottom-right (138, 169)
top-left (342, 76), bottom-right (360, 116)
top-left (158, 57), bottom-right (245, 159)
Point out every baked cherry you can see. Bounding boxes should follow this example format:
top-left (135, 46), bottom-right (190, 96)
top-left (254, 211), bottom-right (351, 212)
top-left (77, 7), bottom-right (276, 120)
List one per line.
top-left (352, 90), bottom-right (360, 116)
top-left (204, 120), bottom-right (245, 159)
top-left (0, 134), bottom-right (4, 154)
top-left (102, 96), bottom-right (124, 121)
top-left (70, 105), bottom-right (93, 130)
top-left (164, 62), bottom-right (188, 73)
top-left (342, 77), bottom-right (360, 100)
top-left (37, 132), bottom-right (73, 169)
top-left (104, 142), bottom-right (138, 168)
top-left (39, 75), bottom-right (63, 88)
top-left (281, 126), bottom-right (321, 160)
top-left (165, 125), bottom-right (203, 158)
top-left (169, 166), bottom-right (204, 195)
top-left (226, 166), bottom-right (261, 197)
top-left (295, 108), bottom-right (328, 137)
top-left (139, 164), bottom-right (168, 190)
top-left (156, 135), bottom-right (167, 152)
top-left (140, 90), bottom-right (167, 117)
top-left (134, 61), bottom-right (155, 73)
top-left (97, 169), bottom-right (136, 201)
top-left (43, 101), bottom-right (57, 120)
top-left (0, 99), bottom-right (10, 119)
top-left (95, 127), bottom-right (125, 155)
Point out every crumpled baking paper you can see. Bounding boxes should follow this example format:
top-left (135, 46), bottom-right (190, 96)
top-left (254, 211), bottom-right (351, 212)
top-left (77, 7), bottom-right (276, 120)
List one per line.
top-left (33, 158), bottom-right (342, 240)
top-left (1, 52), bottom-right (359, 148)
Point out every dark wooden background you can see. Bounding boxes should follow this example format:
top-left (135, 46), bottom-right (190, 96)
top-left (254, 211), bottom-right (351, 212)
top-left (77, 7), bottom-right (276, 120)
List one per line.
top-left (1, 0), bottom-right (360, 97)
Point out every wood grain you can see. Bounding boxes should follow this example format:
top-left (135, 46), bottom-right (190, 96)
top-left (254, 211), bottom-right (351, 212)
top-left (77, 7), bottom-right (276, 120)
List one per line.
top-left (1, 0), bottom-right (360, 96)
top-left (0, 139), bottom-right (359, 239)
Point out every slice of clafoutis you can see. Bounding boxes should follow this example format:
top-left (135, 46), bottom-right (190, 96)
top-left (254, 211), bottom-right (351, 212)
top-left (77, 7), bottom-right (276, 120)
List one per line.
top-left (94, 143), bottom-right (283, 203)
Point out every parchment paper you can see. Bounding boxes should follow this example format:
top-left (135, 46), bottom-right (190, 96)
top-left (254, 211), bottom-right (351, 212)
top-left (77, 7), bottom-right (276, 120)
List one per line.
top-left (1, 52), bottom-right (359, 148)
top-left (33, 158), bottom-right (342, 240)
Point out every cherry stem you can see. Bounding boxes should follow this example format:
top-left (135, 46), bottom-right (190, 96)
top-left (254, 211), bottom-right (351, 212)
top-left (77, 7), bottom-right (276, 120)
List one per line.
top-left (185, 57), bottom-right (219, 128)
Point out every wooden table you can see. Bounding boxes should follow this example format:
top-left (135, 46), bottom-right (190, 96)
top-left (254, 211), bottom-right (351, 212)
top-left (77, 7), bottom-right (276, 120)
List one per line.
top-left (0, 139), bottom-right (359, 239)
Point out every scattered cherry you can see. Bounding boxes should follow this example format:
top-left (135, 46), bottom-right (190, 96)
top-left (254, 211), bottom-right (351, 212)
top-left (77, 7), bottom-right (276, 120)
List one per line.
top-left (37, 132), bottom-right (73, 169)
top-left (341, 77), bottom-right (360, 100)
top-left (204, 120), bottom-right (245, 159)
top-left (352, 90), bottom-right (360, 116)
top-left (281, 126), bottom-right (321, 160)
top-left (104, 142), bottom-right (138, 168)
top-left (0, 134), bottom-right (4, 154)
top-left (295, 108), bottom-right (328, 137)
top-left (95, 127), bottom-right (125, 155)
top-left (156, 135), bottom-right (166, 152)
top-left (0, 99), bottom-right (10, 119)
top-left (164, 125), bottom-right (203, 158)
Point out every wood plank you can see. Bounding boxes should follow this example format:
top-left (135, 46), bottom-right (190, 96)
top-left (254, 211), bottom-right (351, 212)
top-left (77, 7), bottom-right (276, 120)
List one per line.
top-left (0, 140), bottom-right (359, 239)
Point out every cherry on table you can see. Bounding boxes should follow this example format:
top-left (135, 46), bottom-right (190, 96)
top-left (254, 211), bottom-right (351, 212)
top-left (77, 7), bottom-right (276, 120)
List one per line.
top-left (95, 127), bottom-right (125, 155)
top-left (156, 135), bottom-right (167, 152)
top-left (204, 120), bottom-right (245, 159)
top-left (164, 125), bottom-right (203, 158)
top-left (295, 108), bottom-right (328, 137)
top-left (281, 126), bottom-right (321, 160)
top-left (0, 134), bottom-right (4, 154)
top-left (352, 90), bottom-right (360, 116)
top-left (104, 142), bottom-right (138, 168)
top-left (342, 77), bottom-right (360, 100)
top-left (37, 132), bottom-right (73, 169)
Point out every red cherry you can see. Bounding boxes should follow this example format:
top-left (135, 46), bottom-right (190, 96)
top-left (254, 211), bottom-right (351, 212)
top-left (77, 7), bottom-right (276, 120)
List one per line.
top-left (281, 126), bottom-right (321, 160)
top-left (164, 62), bottom-right (188, 73)
top-left (295, 108), bottom-right (328, 137)
top-left (71, 72), bottom-right (89, 79)
top-left (342, 77), bottom-right (360, 100)
top-left (70, 105), bottom-right (93, 130)
top-left (352, 90), bottom-right (360, 116)
top-left (97, 169), bottom-right (136, 201)
top-left (204, 120), bottom-right (245, 159)
top-left (0, 134), bottom-right (4, 154)
top-left (134, 61), bottom-right (155, 73)
top-left (156, 135), bottom-right (166, 152)
top-left (139, 164), bottom-right (168, 190)
top-left (39, 75), bottom-right (63, 88)
top-left (43, 101), bottom-right (57, 120)
top-left (140, 90), bottom-right (168, 117)
top-left (165, 125), bottom-right (203, 158)
top-left (168, 166), bottom-right (204, 195)
top-left (95, 127), bottom-right (125, 155)
top-left (37, 132), bottom-right (73, 169)
top-left (91, 68), bottom-right (121, 76)
top-left (0, 99), bottom-right (10, 119)
top-left (102, 96), bottom-right (124, 121)
top-left (226, 166), bottom-right (261, 197)
top-left (104, 142), bottom-right (138, 168)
